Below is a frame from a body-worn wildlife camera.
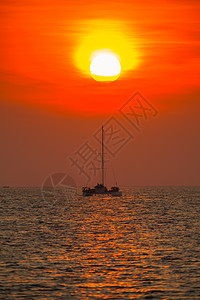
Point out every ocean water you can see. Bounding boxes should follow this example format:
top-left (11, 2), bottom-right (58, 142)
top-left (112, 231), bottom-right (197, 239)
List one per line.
top-left (0, 186), bottom-right (199, 299)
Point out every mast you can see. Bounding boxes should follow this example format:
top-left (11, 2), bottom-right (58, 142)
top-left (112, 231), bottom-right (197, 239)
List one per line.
top-left (102, 125), bottom-right (104, 186)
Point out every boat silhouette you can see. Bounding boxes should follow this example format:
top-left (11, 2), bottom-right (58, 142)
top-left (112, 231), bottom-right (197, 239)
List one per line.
top-left (82, 126), bottom-right (122, 197)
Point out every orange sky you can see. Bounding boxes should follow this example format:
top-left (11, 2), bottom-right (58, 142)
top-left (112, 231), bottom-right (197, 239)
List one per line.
top-left (0, 0), bottom-right (200, 186)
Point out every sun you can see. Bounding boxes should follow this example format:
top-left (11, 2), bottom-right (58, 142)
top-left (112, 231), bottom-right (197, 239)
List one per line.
top-left (90, 50), bottom-right (121, 81)
top-left (74, 19), bottom-right (140, 81)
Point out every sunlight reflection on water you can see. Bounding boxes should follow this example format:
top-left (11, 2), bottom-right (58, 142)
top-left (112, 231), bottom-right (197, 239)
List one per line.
top-left (0, 187), bottom-right (199, 299)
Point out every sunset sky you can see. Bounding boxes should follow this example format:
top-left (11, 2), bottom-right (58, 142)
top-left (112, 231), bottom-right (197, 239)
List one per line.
top-left (1, 0), bottom-right (200, 187)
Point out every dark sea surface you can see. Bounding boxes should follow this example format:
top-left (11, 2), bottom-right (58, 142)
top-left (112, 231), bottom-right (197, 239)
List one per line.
top-left (0, 186), bottom-right (199, 299)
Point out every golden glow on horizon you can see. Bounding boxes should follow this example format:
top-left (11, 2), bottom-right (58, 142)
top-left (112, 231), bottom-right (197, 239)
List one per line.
top-left (74, 19), bottom-right (140, 79)
top-left (90, 50), bottom-right (121, 81)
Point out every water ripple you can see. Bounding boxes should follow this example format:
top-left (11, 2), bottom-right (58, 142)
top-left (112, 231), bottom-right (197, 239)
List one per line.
top-left (0, 186), bottom-right (199, 299)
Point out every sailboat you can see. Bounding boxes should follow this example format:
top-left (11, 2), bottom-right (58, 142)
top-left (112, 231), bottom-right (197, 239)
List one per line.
top-left (82, 126), bottom-right (122, 197)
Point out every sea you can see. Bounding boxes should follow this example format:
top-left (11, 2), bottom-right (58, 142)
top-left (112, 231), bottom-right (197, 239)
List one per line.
top-left (0, 186), bottom-right (199, 299)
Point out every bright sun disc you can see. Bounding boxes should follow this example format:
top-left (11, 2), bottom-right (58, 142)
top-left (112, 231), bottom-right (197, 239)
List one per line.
top-left (74, 19), bottom-right (140, 81)
top-left (90, 51), bottom-right (121, 81)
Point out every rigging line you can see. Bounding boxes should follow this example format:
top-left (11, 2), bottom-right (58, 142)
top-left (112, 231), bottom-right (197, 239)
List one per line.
top-left (102, 125), bottom-right (104, 186)
top-left (105, 166), bottom-right (107, 186)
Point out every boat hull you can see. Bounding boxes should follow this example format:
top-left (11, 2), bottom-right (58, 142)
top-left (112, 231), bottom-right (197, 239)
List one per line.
top-left (82, 185), bottom-right (122, 197)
